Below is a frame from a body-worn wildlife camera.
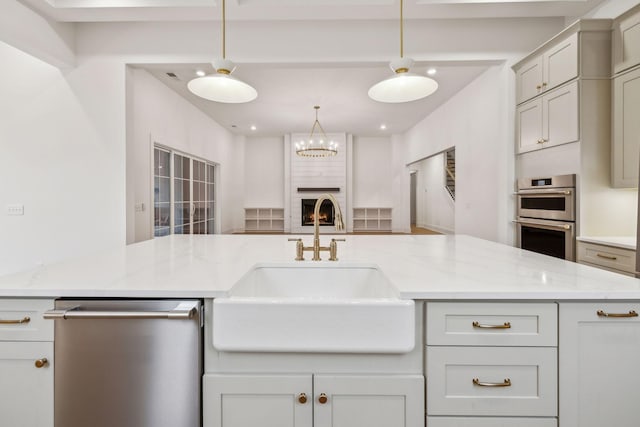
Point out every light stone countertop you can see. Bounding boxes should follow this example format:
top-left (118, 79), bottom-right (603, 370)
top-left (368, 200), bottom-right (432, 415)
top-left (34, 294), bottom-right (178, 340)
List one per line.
top-left (577, 236), bottom-right (637, 251)
top-left (0, 234), bottom-right (639, 299)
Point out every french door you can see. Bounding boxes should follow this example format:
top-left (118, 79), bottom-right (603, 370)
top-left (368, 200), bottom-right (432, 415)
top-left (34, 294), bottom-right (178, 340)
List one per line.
top-left (154, 146), bottom-right (215, 237)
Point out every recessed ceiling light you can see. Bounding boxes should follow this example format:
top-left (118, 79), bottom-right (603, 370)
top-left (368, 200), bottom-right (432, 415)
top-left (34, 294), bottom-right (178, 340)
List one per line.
top-left (380, 124), bottom-right (387, 130)
top-left (195, 70), bottom-right (206, 77)
top-left (427, 68), bottom-right (437, 76)
top-left (250, 125), bottom-right (257, 131)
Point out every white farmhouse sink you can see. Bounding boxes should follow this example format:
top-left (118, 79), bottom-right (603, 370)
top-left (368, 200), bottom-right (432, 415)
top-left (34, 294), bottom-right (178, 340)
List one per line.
top-left (212, 263), bottom-right (415, 353)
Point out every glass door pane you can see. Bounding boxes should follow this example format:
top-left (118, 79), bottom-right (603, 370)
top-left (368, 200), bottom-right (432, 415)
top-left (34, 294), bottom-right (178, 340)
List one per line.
top-left (206, 163), bottom-right (215, 234)
top-left (173, 154), bottom-right (191, 235)
top-left (192, 159), bottom-right (207, 235)
top-left (153, 148), bottom-right (171, 237)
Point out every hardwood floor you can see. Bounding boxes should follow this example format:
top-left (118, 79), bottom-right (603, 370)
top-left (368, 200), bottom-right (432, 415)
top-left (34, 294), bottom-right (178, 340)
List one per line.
top-left (410, 226), bottom-right (441, 235)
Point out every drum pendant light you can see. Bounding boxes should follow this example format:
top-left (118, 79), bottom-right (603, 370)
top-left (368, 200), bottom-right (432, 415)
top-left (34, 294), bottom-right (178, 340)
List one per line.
top-left (368, 0), bottom-right (438, 103)
top-left (187, 0), bottom-right (257, 103)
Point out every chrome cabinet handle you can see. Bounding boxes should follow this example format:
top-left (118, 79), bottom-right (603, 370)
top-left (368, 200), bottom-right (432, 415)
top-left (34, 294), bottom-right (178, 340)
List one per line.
top-left (514, 190), bottom-right (572, 196)
top-left (0, 316), bottom-right (30, 324)
top-left (597, 310), bottom-right (638, 318)
top-left (512, 220), bottom-right (571, 231)
top-left (596, 253), bottom-right (617, 261)
top-left (472, 321), bottom-right (511, 329)
top-left (473, 378), bottom-right (511, 387)
top-left (34, 358), bottom-right (48, 368)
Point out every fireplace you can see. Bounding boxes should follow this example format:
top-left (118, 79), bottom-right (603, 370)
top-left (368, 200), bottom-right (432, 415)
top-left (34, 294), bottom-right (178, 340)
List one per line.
top-left (301, 199), bottom-right (335, 226)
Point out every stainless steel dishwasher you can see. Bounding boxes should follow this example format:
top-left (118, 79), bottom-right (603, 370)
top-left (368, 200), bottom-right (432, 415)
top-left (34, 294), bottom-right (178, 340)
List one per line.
top-left (44, 299), bottom-right (202, 427)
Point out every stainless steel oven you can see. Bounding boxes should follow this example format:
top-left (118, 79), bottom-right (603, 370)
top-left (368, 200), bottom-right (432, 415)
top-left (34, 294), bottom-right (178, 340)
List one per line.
top-left (515, 174), bottom-right (576, 261)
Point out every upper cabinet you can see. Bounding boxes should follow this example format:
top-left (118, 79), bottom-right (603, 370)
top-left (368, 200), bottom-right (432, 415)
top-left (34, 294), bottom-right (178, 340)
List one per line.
top-left (612, 4), bottom-right (640, 75)
top-left (516, 33), bottom-right (578, 105)
top-left (513, 20), bottom-right (611, 155)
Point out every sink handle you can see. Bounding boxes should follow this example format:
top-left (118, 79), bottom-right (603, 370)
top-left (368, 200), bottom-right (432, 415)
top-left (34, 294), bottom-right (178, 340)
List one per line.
top-left (288, 238), bottom-right (304, 261)
top-left (329, 238), bottom-right (345, 261)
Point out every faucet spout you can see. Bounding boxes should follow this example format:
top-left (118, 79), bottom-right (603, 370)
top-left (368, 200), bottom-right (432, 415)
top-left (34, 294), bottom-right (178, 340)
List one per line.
top-left (312, 194), bottom-right (344, 260)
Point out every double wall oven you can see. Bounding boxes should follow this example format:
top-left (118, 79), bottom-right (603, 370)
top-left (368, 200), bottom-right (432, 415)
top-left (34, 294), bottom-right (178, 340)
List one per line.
top-left (515, 174), bottom-right (576, 261)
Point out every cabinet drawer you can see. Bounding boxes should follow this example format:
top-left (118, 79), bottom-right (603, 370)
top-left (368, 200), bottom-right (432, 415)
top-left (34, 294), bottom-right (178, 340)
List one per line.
top-left (426, 302), bottom-right (557, 346)
top-left (577, 242), bottom-right (636, 274)
top-left (0, 299), bottom-right (54, 342)
top-left (427, 417), bottom-right (558, 427)
top-left (427, 417), bottom-right (557, 427)
top-left (426, 346), bottom-right (557, 417)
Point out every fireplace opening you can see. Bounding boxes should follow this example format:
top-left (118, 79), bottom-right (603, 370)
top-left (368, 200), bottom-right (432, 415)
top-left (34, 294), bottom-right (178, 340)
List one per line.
top-left (301, 199), bottom-right (335, 226)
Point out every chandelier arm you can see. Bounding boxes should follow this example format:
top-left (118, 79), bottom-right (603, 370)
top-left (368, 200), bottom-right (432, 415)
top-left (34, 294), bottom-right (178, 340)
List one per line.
top-left (315, 120), bottom-right (329, 139)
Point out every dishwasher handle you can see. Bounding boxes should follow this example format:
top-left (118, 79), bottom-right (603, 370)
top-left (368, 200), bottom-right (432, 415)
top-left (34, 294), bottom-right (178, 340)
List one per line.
top-left (43, 301), bottom-right (198, 320)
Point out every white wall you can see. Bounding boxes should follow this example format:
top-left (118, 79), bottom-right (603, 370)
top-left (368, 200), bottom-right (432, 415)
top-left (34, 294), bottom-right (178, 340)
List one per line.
top-left (0, 41), bottom-right (126, 275)
top-left (352, 136), bottom-right (393, 207)
top-left (403, 63), bottom-right (516, 244)
top-left (412, 154), bottom-right (455, 234)
top-left (244, 136), bottom-right (284, 208)
top-left (127, 67), bottom-right (243, 242)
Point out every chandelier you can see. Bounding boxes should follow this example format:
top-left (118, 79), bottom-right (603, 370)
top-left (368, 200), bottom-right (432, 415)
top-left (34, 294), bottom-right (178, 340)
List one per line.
top-left (187, 0), bottom-right (257, 103)
top-left (295, 106), bottom-right (338, 158)
top-left (368, 0), bottom-right (438, 103)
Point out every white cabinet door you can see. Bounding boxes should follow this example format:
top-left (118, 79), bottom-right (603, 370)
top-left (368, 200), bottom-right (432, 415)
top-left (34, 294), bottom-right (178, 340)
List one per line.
top-left (612, 66), bottom-right (640, 188)
top-left (517, 81), bottom-right (578, 154)
top-left (314, 375), bottom-right (424, 427)
top-left (559, 303), bottom-right (640, 427)
top-left (543, 32), bottom-right (578, 92)
top-left (613, 7), bottom-right (640, 75)
top-left (516, 56), bottom-right (544, 104)
top-left (543, 80), bottom-right (579, 149)
top-left (203, 374), bottom-right (312, 427)
top-left (0, 341), bottom-right (53, 427)
top-left (516, 98), bottom-right (543, 153)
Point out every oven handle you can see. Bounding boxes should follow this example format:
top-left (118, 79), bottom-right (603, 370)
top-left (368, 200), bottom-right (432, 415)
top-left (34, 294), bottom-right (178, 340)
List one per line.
top-left (513, 190), bottom-right (572, 196)
top-left (512, 220), bottom-right (572, 231)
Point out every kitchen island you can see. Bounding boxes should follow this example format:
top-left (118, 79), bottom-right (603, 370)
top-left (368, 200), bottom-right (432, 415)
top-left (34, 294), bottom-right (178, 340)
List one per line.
top-left (0, 234), bottom-right (639, 299)
top-left (1, 234), bottom-right (640, 427)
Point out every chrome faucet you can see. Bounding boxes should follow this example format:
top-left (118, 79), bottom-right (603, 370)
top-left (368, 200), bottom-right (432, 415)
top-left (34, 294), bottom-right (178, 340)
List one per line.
top-left (289, 193), bottom-right (345, 261)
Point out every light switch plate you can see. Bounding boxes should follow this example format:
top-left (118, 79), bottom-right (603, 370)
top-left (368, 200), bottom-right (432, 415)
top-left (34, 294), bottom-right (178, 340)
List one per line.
top-left (7, 204), bottom-right (24, 216)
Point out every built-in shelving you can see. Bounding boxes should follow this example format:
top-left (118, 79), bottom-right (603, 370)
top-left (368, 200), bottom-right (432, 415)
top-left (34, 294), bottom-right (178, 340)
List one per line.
top-left (244, 208), bottom-right (285, 232)
top-left (352, 208), bottom-right (392, 232)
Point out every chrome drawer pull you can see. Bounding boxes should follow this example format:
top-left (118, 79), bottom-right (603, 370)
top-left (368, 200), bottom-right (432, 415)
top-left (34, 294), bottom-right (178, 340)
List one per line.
top-left (0, 316), bottom-right (31, 325)
top-left (473, 378), bottom-right (511, 387)
top-left (596, 253), bottom-right (617, 261)
top-left (597, 310), bottom-right (638, 318)
top-left (472, 321), bottom-right (511, 329)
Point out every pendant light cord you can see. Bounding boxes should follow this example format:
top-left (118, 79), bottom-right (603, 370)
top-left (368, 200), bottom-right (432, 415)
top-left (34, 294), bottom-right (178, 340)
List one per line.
top-left (400, 0), bottom-right (404, 58)
top-left (221, 0), bottom-right (226, 59)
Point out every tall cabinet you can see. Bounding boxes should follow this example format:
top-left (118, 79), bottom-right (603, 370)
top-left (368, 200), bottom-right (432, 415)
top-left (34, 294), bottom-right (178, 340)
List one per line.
top-left (611, 4), bottom-right (640, 188)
